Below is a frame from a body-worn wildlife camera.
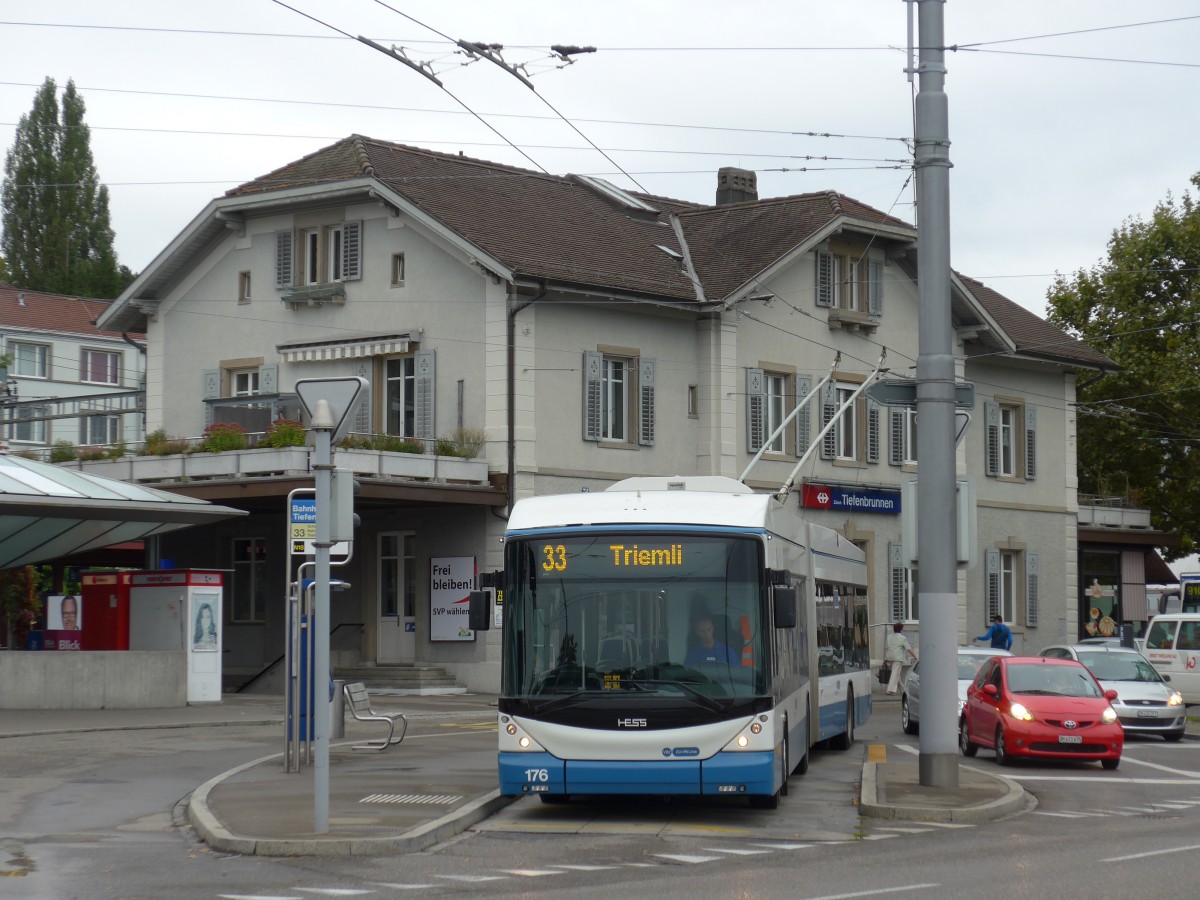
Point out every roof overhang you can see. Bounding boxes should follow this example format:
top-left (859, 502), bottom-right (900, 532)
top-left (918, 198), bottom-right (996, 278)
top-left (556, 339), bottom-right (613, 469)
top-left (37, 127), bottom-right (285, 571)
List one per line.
top-left (0, 454), bottom-right (247, 569)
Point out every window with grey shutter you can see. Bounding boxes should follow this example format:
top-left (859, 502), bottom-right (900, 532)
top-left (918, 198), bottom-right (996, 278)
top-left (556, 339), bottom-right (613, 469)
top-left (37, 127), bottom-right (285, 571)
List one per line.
top-left (342, 220), bottom-right (362, 281)
top-left (889, 541), bottom-right (907, 623)
top-left (1024, 405), bottom-right (1037, 480)
top-left (820, 382), bottom-right (836, 460)
top-left (638, 358), bottom-right (656, 446)
top-left (889, 408), bottom-right (905, 465)
top-left (1025, 552), bottom-right (1039, 627)
top-left (274, 230), bottom-right (294, 289)
top-left (353, 359), bottom-right (371, 434)
top-left (257, 364), bottom-right (278, 395)
top-left (745, 368), bottom-right (765, 451)
top-left (414, 350), bottom-right (435, 439)
top-left (984, 401), bottom-right (1000, 477)
top-left (815, 250), bottom-right (834, 308)
top-left (202, 369), bottom-right (220, 427)
top-left (868, 259), bottom-right (884, 316)
top-left (794, 374), bottom-right (812, 457)
top-left (985, 548), bottom-right (1001, 623)
top-left (867, 400), bottom-right (881, 463)
top-left (582, 351), bottom-right (602, 441)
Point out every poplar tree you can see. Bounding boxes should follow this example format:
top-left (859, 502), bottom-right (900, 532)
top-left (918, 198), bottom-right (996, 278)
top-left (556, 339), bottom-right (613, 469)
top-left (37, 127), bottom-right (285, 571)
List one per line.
top-left (1, 77), bottom-right (132, 298)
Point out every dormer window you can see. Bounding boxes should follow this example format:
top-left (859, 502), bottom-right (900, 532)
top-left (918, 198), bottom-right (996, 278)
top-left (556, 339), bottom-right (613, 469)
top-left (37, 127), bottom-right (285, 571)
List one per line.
top-left (275, 221), bottom-right (362, 290)
top-left (814, 244), bottom-right (884, 331)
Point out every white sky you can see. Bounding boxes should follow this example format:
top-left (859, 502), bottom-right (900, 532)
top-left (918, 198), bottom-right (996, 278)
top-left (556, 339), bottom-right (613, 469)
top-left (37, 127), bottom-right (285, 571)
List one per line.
top-left (2, 1), bottom-right (1198, 317)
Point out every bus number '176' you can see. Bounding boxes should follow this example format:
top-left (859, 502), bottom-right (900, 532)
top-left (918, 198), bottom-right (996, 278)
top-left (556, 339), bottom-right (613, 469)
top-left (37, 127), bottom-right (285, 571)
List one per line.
top-left (524, 768), bottom-right (549, 782)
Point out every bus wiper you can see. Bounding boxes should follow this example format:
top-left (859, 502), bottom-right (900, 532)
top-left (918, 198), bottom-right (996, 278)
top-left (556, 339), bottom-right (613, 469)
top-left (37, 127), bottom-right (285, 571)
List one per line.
top-left (624, 679), bottom-right (726, 713)
top-left (531, 689), bottom-right (605, 715)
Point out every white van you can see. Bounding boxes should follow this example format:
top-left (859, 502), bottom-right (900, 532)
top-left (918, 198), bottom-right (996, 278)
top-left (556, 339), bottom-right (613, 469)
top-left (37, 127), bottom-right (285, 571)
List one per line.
top-left (1142, 613), bottom-right (1200, 705)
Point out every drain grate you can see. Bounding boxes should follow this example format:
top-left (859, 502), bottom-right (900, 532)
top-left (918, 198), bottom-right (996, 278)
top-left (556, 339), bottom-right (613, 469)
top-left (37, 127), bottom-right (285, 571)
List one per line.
top-left (360, 793), bottom-right (460, 805)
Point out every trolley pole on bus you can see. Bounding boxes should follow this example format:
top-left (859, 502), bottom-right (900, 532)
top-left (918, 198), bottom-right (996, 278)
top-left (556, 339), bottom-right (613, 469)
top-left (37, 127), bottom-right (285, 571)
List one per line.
top-left (913, 0), bottom-right (960, 789)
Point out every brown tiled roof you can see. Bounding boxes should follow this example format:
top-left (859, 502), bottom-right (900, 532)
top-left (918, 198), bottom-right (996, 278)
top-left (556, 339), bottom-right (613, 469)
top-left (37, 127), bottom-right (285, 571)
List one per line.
top-left (0, 285), bottom-right (141, 340)
top-left (678, 192), bottom-right (914, 300)
top-left (226, 137), bottom-right (1111, 370)
top-left (956, 274), bottom-right (1115, 370)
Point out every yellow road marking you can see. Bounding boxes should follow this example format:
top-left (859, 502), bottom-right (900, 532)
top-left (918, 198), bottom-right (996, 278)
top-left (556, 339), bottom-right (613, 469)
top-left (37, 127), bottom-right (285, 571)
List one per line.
top-left (867, 743), bottom-right (888, 763)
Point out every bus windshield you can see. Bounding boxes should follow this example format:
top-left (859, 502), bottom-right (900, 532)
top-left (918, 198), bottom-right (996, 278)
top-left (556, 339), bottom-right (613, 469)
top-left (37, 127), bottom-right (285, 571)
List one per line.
top-left (503, 533), bottom-right (768, 700)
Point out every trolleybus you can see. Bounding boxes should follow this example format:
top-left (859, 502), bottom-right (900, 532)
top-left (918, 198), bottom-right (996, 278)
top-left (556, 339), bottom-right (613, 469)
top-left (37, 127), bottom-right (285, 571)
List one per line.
top-left (475, 475), bottom-right (870, 808)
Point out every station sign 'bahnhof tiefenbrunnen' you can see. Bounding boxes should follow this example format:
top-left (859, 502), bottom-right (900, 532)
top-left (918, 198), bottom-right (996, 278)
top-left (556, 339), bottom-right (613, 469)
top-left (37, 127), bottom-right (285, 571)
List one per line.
top-left (801, 483), bottom-right (901, 514)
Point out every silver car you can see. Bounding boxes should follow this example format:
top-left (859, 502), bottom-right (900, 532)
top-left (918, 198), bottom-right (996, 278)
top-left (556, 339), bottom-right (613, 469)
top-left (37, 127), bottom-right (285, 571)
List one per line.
top-left (901, 646), bottom-right (1012, 735)
top-left (1038, 644), bottom-right (1185, 741)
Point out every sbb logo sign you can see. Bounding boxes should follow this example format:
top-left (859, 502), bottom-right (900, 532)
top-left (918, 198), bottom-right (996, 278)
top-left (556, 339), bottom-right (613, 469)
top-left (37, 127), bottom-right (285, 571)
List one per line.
top-left (802, 484), bottom-right (833, 509)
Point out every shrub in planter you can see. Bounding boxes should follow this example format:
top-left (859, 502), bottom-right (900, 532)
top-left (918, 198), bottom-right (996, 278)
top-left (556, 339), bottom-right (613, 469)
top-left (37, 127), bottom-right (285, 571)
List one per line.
top-left (49, 440), bottom-right (78, 463)
top-left (143, 429), bottom-right (190, 456)
top-left (195, 422), bottom-right (247, 453)
top-left (259, 418), bottom-right (306, 448)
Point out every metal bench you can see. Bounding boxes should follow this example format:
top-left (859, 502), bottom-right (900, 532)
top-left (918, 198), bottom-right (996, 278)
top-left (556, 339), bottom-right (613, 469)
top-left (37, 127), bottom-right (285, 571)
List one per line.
top-left (343, 681), bottom-right (407, 751)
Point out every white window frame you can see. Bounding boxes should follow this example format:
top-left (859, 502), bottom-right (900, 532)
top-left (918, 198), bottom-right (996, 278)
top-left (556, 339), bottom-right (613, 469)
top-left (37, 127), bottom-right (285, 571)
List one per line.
top-left (999, 405), bottom-right (1017, 476)
top-left (601, 357), bottom-right (628, 442)
top-left (80, 415), bottom-right (119, 446)
top-left (11, 341), bottom-right (49, 379)
top-left (238, 270), bottom-right (252, 304)
top-left (834, 384), bottom-right (858, 460)
top-left (1000, 549), bottom-right (1018, 623)
top-left (231, 369), bottom-right (260, 397)
top-left (80, 348), bottom-right (121, 386)
top-left (328, 225), bottom-right (345, 282)
top-left (764, 373), bottom-right (786, 453)
top-left (901, 407), bottom-right (918, 465)
top-left (302, 228), bottom-right (321, 285)
top-left (391, 252), bottom-right (406, 286)
top-left (7, 405), bottom-right (48, 444)
top-left (379, 531), bottom-right (417, 619)
top-left (386, 356), bottom-right (416, 437)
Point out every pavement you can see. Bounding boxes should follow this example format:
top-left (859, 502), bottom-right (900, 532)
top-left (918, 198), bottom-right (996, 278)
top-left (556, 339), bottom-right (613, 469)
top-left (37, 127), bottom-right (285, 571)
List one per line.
top-left (5, 686), bottom-right (1193, 857)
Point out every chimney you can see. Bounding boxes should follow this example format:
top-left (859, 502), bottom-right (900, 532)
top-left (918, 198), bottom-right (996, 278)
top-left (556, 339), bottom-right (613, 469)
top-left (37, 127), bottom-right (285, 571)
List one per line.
top-left (715, 167), bottom-right (758, 205)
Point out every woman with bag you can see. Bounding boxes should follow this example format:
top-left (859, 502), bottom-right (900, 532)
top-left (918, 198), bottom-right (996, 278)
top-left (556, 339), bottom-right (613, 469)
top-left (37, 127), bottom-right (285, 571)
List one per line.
top-left (884, 622), bottom-right (918, 695)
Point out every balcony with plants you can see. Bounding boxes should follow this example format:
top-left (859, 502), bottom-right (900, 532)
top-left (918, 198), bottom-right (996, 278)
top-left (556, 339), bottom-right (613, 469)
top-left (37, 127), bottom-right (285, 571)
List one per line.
top-left (49, 420), bottom-right (490, 487)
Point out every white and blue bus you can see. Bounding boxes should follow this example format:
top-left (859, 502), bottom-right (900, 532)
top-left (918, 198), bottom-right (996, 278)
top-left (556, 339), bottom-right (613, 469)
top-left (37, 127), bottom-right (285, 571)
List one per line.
top-left (478, 475), bottom-right (870, 808)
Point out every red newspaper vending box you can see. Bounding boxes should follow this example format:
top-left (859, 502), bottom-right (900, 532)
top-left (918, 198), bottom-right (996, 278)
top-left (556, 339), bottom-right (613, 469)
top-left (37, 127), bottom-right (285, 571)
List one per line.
top-left (81, 571), bottom-right (132, 650)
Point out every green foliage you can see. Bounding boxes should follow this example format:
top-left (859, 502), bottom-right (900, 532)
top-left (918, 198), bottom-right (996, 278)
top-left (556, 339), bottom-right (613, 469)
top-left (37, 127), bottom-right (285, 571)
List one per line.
top-left (0, 565), bottom-right (51, 646)
top-left (49, 439), bottom-right (77, 462)
top-left (196, 422), bottom-right (247, 453)
top-left (338, 433), bottom-right (425, 454)
top-left (258, 418), bottom-right (306, 448)
top-left (1, 78), bottom-right (135, 299)
top-left (1046, 172), bottom-right (1200, 559)
top-left (432, 427), bottom-right (485, 458)
top-left (141, 429), bottom-right (189, 456)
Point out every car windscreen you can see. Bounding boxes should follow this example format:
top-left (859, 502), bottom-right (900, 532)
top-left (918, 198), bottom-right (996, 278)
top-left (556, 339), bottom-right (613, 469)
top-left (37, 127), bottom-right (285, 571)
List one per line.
top-left (1075, 652), bottom-right (1163, 683)
top-left (1006, 662), bottom-right (1103, 698)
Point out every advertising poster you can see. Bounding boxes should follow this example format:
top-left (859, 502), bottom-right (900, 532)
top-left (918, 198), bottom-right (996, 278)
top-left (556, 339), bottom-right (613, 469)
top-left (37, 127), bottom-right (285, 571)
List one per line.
top-left (430, 556), bottom-right (475, 641)
top-left (44, 594), bottom-right (83, 651)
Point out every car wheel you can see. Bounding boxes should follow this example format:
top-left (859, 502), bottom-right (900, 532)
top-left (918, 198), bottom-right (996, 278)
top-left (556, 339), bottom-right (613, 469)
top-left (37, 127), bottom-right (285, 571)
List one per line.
top-left (994, 726), bottom-right (1013, 766)
top-left (959, 717), bottom-right (978, 757)
top-left (830, 691), bottom-right (854, 751)
top-left (1101, 757), bottom-right (1121, 771)
top-left (901, 696), bottom-right (919, 735)
top-left (1164, 731), bottom-right (1185, 743)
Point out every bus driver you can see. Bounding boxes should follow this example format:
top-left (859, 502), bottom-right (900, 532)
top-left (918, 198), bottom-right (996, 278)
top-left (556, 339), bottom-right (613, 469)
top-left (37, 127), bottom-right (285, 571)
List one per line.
top-left (686, 615), bottom-right (739, 667)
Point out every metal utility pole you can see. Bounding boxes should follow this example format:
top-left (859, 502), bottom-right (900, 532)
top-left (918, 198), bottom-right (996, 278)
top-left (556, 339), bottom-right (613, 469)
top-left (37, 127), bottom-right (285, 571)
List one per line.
top-left (914, 0), bottom-right (959, 788)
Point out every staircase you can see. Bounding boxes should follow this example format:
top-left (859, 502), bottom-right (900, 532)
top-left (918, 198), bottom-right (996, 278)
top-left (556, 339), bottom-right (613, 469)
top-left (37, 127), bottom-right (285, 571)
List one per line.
top-left (333, 663), bottom-right (465, 694)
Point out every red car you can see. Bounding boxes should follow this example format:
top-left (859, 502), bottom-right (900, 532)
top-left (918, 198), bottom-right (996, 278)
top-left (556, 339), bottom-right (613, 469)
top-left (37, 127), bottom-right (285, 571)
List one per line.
top-left (960, 656), bottom-right (1123, 769)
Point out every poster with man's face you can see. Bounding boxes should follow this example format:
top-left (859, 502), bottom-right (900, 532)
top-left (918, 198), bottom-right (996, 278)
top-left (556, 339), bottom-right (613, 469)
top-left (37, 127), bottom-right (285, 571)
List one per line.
top-left (49, 595), bottom-right (81, 630)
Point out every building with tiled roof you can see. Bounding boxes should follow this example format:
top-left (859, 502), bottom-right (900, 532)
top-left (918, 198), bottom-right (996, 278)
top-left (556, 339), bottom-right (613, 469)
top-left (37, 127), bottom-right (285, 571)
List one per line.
top-left (0, 284), bottom-right (144, 453)
top-left (93, 136), bottom-right (1127, 692)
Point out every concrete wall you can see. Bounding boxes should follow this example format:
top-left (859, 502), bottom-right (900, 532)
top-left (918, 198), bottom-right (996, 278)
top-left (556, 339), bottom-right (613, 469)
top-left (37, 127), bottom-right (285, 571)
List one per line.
top-left (0, 651), bottom-right (187, 709)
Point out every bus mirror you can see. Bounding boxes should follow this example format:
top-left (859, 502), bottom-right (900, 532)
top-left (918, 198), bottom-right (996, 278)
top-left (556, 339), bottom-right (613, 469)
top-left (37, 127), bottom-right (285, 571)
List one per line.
top-left (468, 591), bottom-right (491, 632)
top-left (773, 586), bottom-right (797, 628)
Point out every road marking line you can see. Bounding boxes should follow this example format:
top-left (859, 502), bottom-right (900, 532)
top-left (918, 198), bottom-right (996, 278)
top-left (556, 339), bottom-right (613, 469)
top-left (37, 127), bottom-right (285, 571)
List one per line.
top-left (804, 884), bottom-right (938, 899)
top-left (1116, 756), bottom-right (1200, 777)
top-left (920, 822), bottom-right (974, 829)
top-left (499, 869), bottom-right (561, 877)
top-left (369, 885), bottom-right (437, 891)
top-left (1033, 811), bottom-right (1094, 818)
top-left (750, 842), bottom-right (813, 849)
top-left (435, 874), bottom-right (508, 882)
top-left (654, 854), bottom-right (722, 864)
top-left (296, 891), bottom-right (373, 897)
top-left (549, 865), bottom-right (618, 871)
top-left (703, 847), bottom-right (773, 855)
top-left (1103, 842), bottom-right (1200, 862)
top-left (874, 826), bottom-right (934, 833)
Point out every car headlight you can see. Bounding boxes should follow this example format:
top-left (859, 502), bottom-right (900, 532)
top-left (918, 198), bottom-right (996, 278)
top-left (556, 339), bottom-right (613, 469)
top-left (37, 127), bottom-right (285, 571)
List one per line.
top-left (1168, 691), bottom-right (1184, 707)
top-left (1102, 706), bottom-right (1118, 725)
top-left (1009, 702), bottom-right (1034, 722)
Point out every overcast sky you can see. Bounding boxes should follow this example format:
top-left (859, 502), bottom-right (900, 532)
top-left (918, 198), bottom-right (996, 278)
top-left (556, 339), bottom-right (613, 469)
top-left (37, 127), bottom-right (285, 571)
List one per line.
top-left (3, 1), bottom-right (1199, 317)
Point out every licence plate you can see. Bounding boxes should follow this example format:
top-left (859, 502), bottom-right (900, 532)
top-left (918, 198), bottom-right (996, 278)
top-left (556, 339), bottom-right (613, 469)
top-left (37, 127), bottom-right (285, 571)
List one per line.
top-left (1058, 735), bottom-right (1083, 744)
top-left (1136, 710), bottom-right (1159, 718)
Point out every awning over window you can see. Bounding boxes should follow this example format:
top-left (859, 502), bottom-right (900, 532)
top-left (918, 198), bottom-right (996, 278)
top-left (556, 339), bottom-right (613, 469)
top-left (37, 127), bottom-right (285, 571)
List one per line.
top-left (278, 331), bottom-right (421, 362)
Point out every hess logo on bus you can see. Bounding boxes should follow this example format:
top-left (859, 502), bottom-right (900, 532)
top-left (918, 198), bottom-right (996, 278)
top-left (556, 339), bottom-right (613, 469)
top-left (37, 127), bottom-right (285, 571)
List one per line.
top-left (617, 718), bottom-right (647, 728)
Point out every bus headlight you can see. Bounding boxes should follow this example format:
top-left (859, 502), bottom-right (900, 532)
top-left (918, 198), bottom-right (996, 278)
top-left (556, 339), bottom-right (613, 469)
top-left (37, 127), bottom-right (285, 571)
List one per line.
top-left (519, 736), bottom-right (532, 749)
top-left (750, 722), bottom-right (762, 735)
top-left (506, 723), bottom-right (518, 735)
top-left (736, 735), bottom-right (749, 748)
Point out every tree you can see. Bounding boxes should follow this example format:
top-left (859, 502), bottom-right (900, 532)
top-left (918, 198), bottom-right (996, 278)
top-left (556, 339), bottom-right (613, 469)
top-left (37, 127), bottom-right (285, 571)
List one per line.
top-left (1046, 172), bottom-right (1200, 559)
top-left (1, 78), bottom-right (133, 299)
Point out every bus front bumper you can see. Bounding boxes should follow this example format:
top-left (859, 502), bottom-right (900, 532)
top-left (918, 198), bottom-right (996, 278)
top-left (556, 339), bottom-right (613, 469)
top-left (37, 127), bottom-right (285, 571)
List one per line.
top-left (498, 749), bottom-right (776, 798)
